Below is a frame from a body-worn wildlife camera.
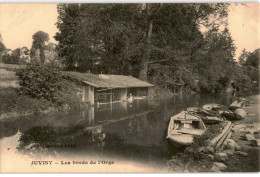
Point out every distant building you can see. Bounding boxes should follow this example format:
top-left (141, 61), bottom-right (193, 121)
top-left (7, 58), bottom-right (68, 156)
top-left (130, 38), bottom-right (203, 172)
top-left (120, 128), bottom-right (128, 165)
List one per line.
top-left (20, 47), bottom-right (30, 63)
top-left (44, 50), bottom-right (58, 63)
top-left (65, 72), bottom-right (153, 105)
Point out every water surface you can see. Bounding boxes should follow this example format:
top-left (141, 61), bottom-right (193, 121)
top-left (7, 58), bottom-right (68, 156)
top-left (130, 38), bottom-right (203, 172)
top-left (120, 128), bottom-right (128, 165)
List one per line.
top-left (0, 93), bottom-right (235, 170)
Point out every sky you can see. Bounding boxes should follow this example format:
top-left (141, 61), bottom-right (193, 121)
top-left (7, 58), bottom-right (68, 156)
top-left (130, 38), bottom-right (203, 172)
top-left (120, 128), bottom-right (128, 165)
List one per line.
top-left (0, 3), bottom-right (259, 60)
top-left (0, 4), bottom-right (58, 48)
top-left (228, 3), bottom-right (260, 59)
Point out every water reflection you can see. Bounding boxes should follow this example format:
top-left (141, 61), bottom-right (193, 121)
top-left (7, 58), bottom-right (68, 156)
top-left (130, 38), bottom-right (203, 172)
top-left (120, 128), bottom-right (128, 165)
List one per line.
top-left (16, 121), bottom-right (168, 166)
top-left (17, 125), bottom-right (84, 158)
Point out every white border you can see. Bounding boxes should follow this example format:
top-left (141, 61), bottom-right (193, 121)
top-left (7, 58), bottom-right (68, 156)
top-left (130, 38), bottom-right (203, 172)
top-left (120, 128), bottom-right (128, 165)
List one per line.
top-left (0, 1), bottom-right (259, 177)
top-left (0, 0), bottom-right (259, 3)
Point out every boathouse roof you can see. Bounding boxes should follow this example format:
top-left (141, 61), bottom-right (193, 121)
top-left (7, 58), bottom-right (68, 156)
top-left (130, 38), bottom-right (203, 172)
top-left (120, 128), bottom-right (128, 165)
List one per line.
top-left (64, 72), bottom-right (154, 88)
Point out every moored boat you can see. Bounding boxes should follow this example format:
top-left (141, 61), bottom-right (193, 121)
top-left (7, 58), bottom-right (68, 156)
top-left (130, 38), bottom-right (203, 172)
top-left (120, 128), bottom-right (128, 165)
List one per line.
top-left (166, 111), bottom-right (206, 147)
top-left (187, 107), bottom-right (225, 124)
top-left (202, 103), bottom-right (228, 114)
top-left (202, 103), bottom-right (244, 120)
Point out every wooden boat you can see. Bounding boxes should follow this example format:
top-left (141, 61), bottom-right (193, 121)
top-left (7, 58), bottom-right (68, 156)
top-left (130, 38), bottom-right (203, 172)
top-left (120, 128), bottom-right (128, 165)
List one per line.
top-left (202, 103), bottom-right (228, 114)
top-left (166, 111), bottom-right (206, 147)
top-left (202, 103), bottom-right (239, 120)
top-left (187, 107), bottom-right (225, 124)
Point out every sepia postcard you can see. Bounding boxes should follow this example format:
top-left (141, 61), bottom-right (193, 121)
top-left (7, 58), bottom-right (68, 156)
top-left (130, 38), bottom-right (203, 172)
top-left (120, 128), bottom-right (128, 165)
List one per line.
top-left (0, 2), bottom-right (259, 173)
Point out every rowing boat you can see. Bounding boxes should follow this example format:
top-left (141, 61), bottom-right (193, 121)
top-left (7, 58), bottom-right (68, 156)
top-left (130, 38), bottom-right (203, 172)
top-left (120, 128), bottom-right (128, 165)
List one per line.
top-left (166, 111), bottom-right (206, 147)
top-left (187, 107), bottom-right (225, 124)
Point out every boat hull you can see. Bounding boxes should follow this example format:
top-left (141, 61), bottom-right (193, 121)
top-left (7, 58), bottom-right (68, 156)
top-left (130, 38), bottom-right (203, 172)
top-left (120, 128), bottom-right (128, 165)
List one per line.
top-left (187, 107), bottom-right (225, 124)
top-left (166, 111), bottom-right (206, 148)
top-left (167, 134), bottom-right (194, 147)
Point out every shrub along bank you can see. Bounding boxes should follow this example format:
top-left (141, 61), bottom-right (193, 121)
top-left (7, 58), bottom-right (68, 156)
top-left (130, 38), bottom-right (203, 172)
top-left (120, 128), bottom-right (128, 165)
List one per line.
top-left (16, 62), bottom-right (80, 107)
top-left (0, 62), bottom-right (81, 118)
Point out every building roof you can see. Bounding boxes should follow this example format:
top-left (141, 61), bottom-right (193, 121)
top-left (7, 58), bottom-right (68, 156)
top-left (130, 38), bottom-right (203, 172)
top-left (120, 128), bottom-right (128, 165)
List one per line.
top-left (65, 72), bottom-right (154, 88)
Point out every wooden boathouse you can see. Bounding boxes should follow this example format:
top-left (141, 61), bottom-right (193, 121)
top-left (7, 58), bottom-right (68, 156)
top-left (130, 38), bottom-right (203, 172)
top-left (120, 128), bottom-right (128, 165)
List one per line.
top-left (65, 72), bottom-right (153, 105)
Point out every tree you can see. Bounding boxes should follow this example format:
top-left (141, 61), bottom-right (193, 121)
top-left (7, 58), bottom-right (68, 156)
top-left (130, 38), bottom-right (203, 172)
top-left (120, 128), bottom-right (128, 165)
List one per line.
top-left (54, 4), bottom-right (82, 70)
top-left (0, 42), bottom-right (5, 54)
top-left (0, 34), bottom-right (2, 43)
top-left (2, 48), bottom-right (20, 64)
top-left (55, 4), bottom-right (229, 78)
top-left (54, 3), bottom-right (238, 95)
top-left (0, 33), bottom-right (6, 62)
top-left (0, 42), bottom-right (6, 62)
top-left (238, 49), bottom-right (250, 65)
top-left (146, 4), bottom-right (230, 93)
top-left (194, 28), bottom-right (237, 92)
top-left (31, 31), bottom-right (49, 64)
top-left (244, 48), bottom-right (260, 68)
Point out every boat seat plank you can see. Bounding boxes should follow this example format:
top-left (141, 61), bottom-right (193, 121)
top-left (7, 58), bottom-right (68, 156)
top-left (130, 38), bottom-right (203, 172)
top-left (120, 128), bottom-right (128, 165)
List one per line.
top-left (176, 128), bottom-right (205, 135)
top-left (174, 118), bottom-right (200, 121)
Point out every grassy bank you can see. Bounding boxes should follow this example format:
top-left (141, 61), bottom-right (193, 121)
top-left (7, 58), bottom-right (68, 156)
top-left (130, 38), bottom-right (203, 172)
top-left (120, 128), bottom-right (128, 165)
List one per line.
top-left (0, 87), bottom-right (51, 116)
top-left (0, 68), bottom-right (19, 88)
top-left (0, 63), bottom-right (81, 119)
top-left (0, 66), bottom-right (52, 117)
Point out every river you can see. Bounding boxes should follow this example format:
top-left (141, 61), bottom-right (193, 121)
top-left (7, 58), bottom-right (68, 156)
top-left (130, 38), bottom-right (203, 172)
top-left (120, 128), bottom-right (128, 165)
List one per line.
top-left (0, 93), bottom-right (238, 172)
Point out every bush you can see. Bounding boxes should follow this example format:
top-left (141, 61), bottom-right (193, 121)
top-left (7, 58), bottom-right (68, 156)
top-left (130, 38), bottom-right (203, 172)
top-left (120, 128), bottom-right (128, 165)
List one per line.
top-left (148, 86), bottom-right (175, 98)
top-left (0, 87), bottom-right (50, 114)
top-left (16, 62), bottom-right (80, 108)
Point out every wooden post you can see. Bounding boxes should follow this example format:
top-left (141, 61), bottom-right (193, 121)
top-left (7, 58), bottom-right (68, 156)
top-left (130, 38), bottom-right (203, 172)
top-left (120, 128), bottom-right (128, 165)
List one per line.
top-left (88, 106), bottom-right (94, 125)
top-left (91, 87), bottom-right (94, 105)
top-left (82, 85), bottom-right (85, 102)
top-left (110, 89), bottom-right (113, 103)
top-left (87, 86), bottom-right (94, 106)
top-left (121, 88), bottom-right (127, 101)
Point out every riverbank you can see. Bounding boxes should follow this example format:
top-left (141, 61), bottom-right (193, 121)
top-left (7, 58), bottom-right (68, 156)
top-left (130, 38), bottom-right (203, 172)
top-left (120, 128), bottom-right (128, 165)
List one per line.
top-left (0, 87), bottom-right (58, 120)
top-left (225, 94), bottom-right (259, 172)
top-left (0, 64), bottom-right (82, 120)
top-left (167, 94), bottom-right (260, 172)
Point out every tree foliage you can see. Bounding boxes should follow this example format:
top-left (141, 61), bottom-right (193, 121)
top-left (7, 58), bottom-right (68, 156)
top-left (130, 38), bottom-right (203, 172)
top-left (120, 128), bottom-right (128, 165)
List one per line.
top-left (31, 31), bottom-right (49, 64)
top-left (193, 28), bottom-right (237, 92)
top-left (0, 35), bottom-right (6, 62)
top-left (2, 48), bottom-right (20, 64)
top-left (54, 3), bottom-right (257, 94)
top-left (238, 49), bottom-right (250, 65)
top-left (55, 4), bottom-right (229, 74)
top-left (244, 48), bottom-right (260, 68)
top-left (1, 47), bottom-right (31, 64)
top-left (0, 42), bottom-right (5, 55)
top-left (237, 48), bottom-right (260, 89)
